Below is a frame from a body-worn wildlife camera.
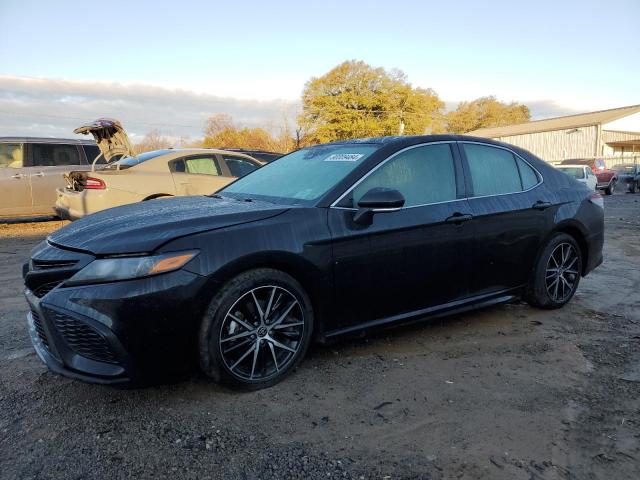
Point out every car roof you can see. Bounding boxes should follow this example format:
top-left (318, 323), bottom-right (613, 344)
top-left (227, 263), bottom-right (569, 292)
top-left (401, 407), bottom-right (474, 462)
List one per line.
top-left (110, 148), bottom-right (264, 171)
top-left (0, 136), bottom-right (97, 145)
top-left (223, 148), bottom-right (283, 155)
top-left (152, 148), bottom-right (263, 161)
top-left (326, 134), bottom-right (519, 149)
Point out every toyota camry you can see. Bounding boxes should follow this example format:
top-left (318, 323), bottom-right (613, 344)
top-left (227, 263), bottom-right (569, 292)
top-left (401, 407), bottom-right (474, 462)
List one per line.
top-left (23, 135), bottom-right (604, 389)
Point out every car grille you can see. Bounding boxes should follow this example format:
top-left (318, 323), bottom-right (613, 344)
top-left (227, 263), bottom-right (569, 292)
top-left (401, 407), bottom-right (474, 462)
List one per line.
top-left (48, 310), bottom-right (119, 365)
top-left (31, 309), bottom-right (51, 351)
top-left (31, 259), bottom-right (78, 270)
top-left (33, 281), bottom-right (60, 298)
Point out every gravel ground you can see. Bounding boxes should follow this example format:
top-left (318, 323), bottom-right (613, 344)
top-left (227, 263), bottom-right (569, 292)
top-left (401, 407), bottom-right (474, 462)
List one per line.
top-left (1, 194), bottom-right (639, 479)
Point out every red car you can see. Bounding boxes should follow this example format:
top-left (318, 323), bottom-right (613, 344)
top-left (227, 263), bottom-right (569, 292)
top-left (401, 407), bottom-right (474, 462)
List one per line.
top-left (561, 158), bottom-right (617, 195)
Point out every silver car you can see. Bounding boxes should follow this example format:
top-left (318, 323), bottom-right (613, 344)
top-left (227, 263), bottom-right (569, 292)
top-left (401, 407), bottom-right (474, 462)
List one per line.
top-left (0, 138), bottom-right (100, 219)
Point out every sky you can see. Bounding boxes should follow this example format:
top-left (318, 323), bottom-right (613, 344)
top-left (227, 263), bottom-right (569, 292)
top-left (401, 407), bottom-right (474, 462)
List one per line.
top-left (1, 0), bottom-right (639, 140)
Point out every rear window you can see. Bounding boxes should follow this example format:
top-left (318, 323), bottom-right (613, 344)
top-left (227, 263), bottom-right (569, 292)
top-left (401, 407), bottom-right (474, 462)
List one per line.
top-left (559, 167), bottom-right (585, 179)
top-left (82, 145), bottom-right (104, 164)
top-left (105, 149), bottom-right (171, 170)
top-left (249, 152), bottom-right (283, 163)
top-left (614, 165), bottom-right (635, 173)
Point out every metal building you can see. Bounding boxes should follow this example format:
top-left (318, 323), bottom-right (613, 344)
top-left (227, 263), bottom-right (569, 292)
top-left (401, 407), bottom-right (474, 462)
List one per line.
top-left (469, 104), bottom-right (640, 164)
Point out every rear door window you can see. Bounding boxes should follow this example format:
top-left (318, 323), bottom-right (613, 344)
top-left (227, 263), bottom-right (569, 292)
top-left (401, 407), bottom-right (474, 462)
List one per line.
top-left (463, 144), bottom-right (523, 196)
top-left (31, 143), bottom-right (82, 166)
top-left (0, 143), bottom-right (23, 168)
top-left (183, 156), bottom-right (220, 175)
top-left (222, 155), bottom-right (259, 178)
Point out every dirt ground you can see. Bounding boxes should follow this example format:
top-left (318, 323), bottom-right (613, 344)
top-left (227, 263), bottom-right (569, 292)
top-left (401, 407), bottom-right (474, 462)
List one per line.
top-left (1, 194), bottom-right (639, 480)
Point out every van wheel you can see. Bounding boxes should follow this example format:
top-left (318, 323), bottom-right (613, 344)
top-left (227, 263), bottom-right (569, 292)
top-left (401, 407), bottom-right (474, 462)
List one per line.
top-left (199, 268), bottom-right (313, 390)
top-left (525, 233), bottom-right (582, 309)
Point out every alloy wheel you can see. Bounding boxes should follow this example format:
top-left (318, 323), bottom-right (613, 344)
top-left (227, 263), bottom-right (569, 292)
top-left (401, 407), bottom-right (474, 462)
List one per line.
top-left (218, 285), bottom-right (305, 381)
top-left (545, 243), bottom-right (579, 302)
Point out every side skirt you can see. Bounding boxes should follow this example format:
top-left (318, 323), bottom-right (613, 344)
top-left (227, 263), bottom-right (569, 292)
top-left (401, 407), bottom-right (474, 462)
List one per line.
top-left (321, 288), bottom-right (521, 342)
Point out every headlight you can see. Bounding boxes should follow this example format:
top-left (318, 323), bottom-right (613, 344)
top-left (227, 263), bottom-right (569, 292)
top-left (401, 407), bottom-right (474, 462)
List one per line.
top-left (66, 250), bottom-right (198, 286)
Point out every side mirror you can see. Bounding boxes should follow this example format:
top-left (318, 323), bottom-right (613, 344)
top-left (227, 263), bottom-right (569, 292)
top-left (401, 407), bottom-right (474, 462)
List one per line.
top-left (353, 187), bottom-right (405, 224)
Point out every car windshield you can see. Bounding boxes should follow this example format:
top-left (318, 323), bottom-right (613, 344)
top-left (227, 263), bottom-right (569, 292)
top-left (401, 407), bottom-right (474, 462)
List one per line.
top-left (103, 149), bottom-right (171, 170)
top-left (613, 165), bottom-right (635, 173)
top-left (559, 167), bottom-right (585, 179)
top-left (221, 144), bottom-right (379, 204)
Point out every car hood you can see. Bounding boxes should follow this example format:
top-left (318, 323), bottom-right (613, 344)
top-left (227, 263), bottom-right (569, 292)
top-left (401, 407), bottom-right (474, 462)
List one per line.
top-left (74, 118), bottom-right (134, 162)
top-left (48, 196), bottom-right (289, 255)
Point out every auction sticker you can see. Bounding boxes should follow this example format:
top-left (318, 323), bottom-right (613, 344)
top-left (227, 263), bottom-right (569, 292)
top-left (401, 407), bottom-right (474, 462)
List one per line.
top-left (324, 153), bottom-right (364, 162)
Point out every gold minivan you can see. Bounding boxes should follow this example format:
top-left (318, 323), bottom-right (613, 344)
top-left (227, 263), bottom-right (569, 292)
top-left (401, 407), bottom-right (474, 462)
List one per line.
top-left (0, 138), bottom-right (100, 219)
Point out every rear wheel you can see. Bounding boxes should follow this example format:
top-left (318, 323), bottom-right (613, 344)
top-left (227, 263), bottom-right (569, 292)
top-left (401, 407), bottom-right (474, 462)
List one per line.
top-left (199, 268), bottom-right (313, 390)
top-left (525, 233), bottom-right (582, 309)
top-left (630, 182), bottom-right (638, 194)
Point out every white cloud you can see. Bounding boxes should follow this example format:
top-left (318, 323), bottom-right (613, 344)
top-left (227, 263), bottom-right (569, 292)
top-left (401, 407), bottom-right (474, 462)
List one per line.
top-left (0, 75), bottom-right (591, 141)
top-left (0, 76), bottom-right (300, 140)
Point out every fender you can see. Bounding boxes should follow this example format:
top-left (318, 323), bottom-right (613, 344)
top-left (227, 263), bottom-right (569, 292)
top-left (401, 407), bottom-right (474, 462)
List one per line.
top-left (195, 250), bottom-right (333, 341)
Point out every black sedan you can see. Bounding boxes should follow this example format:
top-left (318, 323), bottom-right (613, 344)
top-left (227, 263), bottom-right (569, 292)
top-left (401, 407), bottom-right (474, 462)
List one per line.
top-left (23, 135), bottom-right (604, 389)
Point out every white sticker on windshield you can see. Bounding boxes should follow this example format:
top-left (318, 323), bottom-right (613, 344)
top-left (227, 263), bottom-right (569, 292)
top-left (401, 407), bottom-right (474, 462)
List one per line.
top-left (324, 153), bottom-right (364, 162)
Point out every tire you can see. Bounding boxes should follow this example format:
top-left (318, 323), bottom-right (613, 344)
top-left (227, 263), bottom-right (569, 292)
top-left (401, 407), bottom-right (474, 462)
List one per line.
top-left (604, 180), bottom-right (615, 195)
top-left (630, 182), bottom-right (638, 194)
top-left (199, 268), bottom-right (314, 390)
top-left (525, 233), bottom-right (582, 309)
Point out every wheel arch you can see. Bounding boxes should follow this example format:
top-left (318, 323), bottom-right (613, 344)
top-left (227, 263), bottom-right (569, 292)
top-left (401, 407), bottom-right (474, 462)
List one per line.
top-left (207, 251), bottom-right (331, 341)
top-left (142, 193), bottom-right (174, 201)
top-left (548, 220), bottom-right (589, 275)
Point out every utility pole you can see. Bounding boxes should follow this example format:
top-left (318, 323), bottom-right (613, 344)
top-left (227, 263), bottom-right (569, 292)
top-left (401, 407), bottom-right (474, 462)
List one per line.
top-left (398, 113), bottom-right (405, 136)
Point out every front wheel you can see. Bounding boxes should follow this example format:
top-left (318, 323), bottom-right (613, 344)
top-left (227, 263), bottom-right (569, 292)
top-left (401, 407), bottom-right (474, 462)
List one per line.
top-left (525, 233), bottom-right (582, 309)
top-left (199, 268), bottom-right (313, 390)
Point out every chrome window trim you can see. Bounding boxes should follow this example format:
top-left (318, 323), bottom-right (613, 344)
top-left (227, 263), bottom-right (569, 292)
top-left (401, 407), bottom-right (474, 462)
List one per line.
top-left (331, 198), bottom-right (469, 212)
top-left (457, 141), bottom-right (544, 200)
top-left (330, 140), bottom-right (545, 211)
top-left (330, 141), bottom-right (458, 210)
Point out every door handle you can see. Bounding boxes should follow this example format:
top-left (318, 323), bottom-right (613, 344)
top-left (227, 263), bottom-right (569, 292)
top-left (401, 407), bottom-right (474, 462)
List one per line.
top-left (32, 171), bottom-right (45, 177)
top-left (532, 201), bottom-right (553, 210)
top-left (445, 212), bottom-right (473, 225)
top-left (11, 173), bottom-right (25, 179)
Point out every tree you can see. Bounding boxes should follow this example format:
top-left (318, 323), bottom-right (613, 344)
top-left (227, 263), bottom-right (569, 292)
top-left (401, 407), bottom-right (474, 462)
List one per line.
top-left (299, 60), bottom-right (444, 143)
top-left (445, 96), bottom-right (530, 134)
top-left (202, 114), bottom-right (297, 153)
top-left (134, 129), bottom-right (175, 154)
top-left (204, 114), bottom-right (234, 137)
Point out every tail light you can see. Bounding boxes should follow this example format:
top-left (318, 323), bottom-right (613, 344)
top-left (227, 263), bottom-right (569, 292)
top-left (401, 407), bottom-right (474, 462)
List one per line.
top-left (82, 177), bottom-right (106, 190)
top-left (589, 193), bottom-right (604, 209)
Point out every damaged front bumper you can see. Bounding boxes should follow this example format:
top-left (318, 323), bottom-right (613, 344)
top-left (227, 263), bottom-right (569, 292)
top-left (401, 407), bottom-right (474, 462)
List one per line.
top-left (24, 268), bottom-right (212, 385)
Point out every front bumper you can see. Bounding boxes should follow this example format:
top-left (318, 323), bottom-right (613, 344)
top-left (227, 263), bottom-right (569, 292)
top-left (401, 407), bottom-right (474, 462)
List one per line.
top-left (25, 269), bottom-right (212, 384)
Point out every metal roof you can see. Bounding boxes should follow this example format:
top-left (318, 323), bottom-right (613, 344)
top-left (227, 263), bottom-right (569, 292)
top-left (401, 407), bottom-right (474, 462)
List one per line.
top-left (469, 104), bottom-right (640, 138)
